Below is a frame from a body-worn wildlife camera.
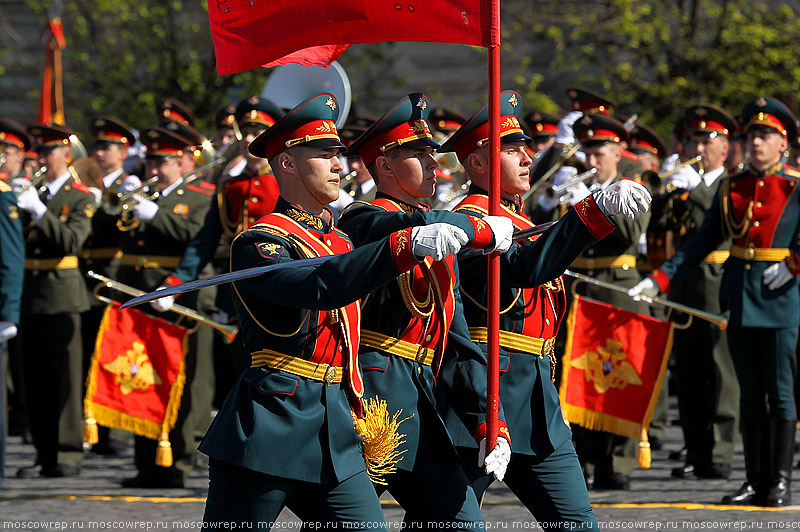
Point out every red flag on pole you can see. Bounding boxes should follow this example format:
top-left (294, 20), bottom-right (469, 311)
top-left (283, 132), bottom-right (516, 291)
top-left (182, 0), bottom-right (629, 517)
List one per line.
top-left (208, 0), bottom-right (495, 75)
top-left (559, 296), bottom-right (672, 443)
top-left (36, 17), bottom-right (67, 125)
top-left (83, 302), bottom-right (189, 466)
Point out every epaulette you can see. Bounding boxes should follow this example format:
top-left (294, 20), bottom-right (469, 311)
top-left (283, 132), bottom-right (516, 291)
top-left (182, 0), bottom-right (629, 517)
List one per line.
top-left (72, 182), bottom-right (92, 194)
top-left (0, 180), bottom-right (10, 193)
top-left (783, 165), bottom-right (800, 178)
top-left (198, 181), bottom-right (216, 191)
top-left (187, 183), bottom-right (214, 197)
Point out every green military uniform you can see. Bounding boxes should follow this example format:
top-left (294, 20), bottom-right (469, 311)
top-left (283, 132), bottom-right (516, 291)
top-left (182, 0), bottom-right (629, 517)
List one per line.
top-left (0, 181), bottom-right (23, 325)
top-left (117, 126), bottom-right (214, 488)
top-left (565, 114), bottom-right (651, 490)
top-left (16, 124), bottom-right (94, 477)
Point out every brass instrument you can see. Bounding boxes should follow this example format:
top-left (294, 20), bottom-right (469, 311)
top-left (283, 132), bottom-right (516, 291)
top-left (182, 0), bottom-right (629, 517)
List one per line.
top-left (103, 176), bottom-right (159, 215)
top-left (622, 114), bottom-right (638, 132)
top-left (88, 271), bottom-right (239, 343)
top-left (339, 170), bottom-right (357, 191)
top-left (545, 168), bottom-right (598, 202)
top-left (641, 155), bottom-right (704, 192)
top-left (14, 166), bottom-right (47, 198)
top-left (522, 143), bottom-right (586, 203)
top-left (0, 151), bottom-right (6, 167)
top-left (565, 269), bottom-right (728, 330)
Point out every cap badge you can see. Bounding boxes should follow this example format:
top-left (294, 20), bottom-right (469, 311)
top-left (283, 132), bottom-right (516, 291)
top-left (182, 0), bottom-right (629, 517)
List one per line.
top-left (580, 116), bottom-right (592, 125)
top-left (695, 108), bottom-right (707, 116)
top-left (756, 98), bottom-right (767, 107)
top-left (568, 90), bottom-right (577, 99)
top-left (533, 112), bottom-right (541, 120)
top-left (587, 130), bottom-right (595, 137)
top-left (507, 94), bottom-right (519, 107)
top-left (699, 121), bottom-right (707, 129)
top-left (249, 96), bottom-right (259, 105)
top-left (416, 97), bottom-right (427, 111)
top-left (536, 124), bottom-right (543, 132)
top-left (325, 97), bottom-right (337, 111)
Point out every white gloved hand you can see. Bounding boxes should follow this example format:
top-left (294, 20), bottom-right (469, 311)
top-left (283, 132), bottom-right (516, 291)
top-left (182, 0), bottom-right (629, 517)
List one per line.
top-left (150, 286), bottom-right (175, 313)
top-left (11, 178), bottom-right (48, 221)
top-left (131, 194), bottom-right (159, 221)
top-left (552, 166), bottom-right (579, 188)
top-left (560, 181), bottom-right (591, 206)
top-left (119, 175), bottom-right (143, 195)
top-left (763, 262), bottom-right (794, 290)
top-left (478, 437), bottom-right (512, 482)
top-left (482, 215), bottom-right (514, 254)
top-left (555, 111), bottom-right (584, 146)
top-left (628, 277), bottom-right (660, 301)
top-left (663, 164), bottom-right (702, 192)
top-left (410, 223), bottom-right (470, 261)
top-left (593, 180), bottom-right (652, 220)
top-left (659, 153), bottom-right (680, 175)
top-left (0, 321), bottom-right (18, 343)
top-left (211, 310), bottom-right (229, 324)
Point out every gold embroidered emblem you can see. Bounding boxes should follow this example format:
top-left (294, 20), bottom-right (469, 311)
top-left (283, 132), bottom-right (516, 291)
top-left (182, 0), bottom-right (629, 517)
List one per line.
top-left (570, 338), bottom-right (642, 394)
top-left (756, 97), bottom-right (767, 107)
top-left (396, 230), bottom-right (409, 254)
top-left (416, 97), bottom-right (427, 110)
top-left (8, 205), bottom-right (18, 219)
top-left (315, 121), bottom-right (336, 133)
top-left (501, 117), bottom-right (517, 129)
top-left (543, 277), bottom-right (564, 292)
top-left (249, 96), bottom-right (259, 105)
top-left (286, 208), bottom-right (323, 230)
top-left (84, 204), bottom-right (96, 218)
top-left (411, 120), bottom-right (430, 134)
top-left (256, 242), bottom-right (282, 257)
top-left (326, 97), bottom-right (337, 110)
top-left (102, 341), bottom-right (163, 395)
top-left (508, 94), bottom-right (519, 107)
top-left (173, 203), bottom-right (189, 215)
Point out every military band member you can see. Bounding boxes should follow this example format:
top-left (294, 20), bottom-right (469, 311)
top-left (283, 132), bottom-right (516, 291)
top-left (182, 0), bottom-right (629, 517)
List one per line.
top-left (651, 105), bottom-right (739, 481)
top-left (628, 123), bottom-right (666, 174)
top-left (158, 97), bottom-right (197, 128)
top-left (0, 119), bottom-right (32, 182)
top-left (199, 93), bottom-right (467, 527)
top-left (116, 126), bottom-right (215, 488)
top-left (214, 102), bottom-right (238, 148)
top-left (523, 110), bottom-right (560, 156)
top-left (437, 90), bottom-right (649, 528)
top-left (12, 124), bottom-right (94, 478)
top-left (338, 93), bottom-right (514, 527)
top-left (426, 107), bottom-right (469, 209)
top-left (631, 97), bottom-right (800, 507)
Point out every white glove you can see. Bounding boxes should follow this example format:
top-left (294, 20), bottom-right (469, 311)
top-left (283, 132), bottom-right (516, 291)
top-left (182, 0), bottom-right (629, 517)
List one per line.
top-left (150, 286), bottom-right (175, 313)
top-left (637, 232), bottom-right (648, 256)
top-left (628, 277), bottom-right (660, 301)
top-left (131, 194), bottom-right (159, 221)
top-left (763, 262), bottom-right (794, 290)
top-left (482, 215), bottom-right (514, 254)
top-left (552, 166), bottom-right (579, 188)
top-left (560, 181), bottom-right (591, 206)
top-left (120, 175), bottom-right (143, 195)
top-left (659, 153), bottom-right (680, 175)
top-left (555, 111), bottom-right (583, 146)
top-left (0, 322), bottom-right (18, 343)
top-left (478, 437), bottom-right (511, 482)
top-left (663, 163), bottom-right (702, 192)
top-left (593, 180), bottom-right (651, 220)
top-left (410, 223), bottom-right (469, 261)
top-left (11, 178), bottom-right (47, 221)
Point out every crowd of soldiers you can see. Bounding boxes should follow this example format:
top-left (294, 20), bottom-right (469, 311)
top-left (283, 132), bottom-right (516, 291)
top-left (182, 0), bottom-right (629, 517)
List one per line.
top-left (0, 83), bottom-right (798, 528)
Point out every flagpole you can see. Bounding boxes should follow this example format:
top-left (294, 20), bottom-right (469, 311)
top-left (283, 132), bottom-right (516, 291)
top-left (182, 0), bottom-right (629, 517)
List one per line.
top-left (486, 0), bottom-right (501, 450)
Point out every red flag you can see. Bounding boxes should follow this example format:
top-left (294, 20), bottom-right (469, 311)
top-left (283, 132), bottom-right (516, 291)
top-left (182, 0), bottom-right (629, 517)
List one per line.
top-left (84, 303), bottom-right (188, 464)
top-left (36, 18), bottom-right (67, 124)
top-left (209, 0), bottom-right (495, 75)
top-left (263, 45), bottom-right (351, 68)
top-left (559, 296), bottom-right (673, 441)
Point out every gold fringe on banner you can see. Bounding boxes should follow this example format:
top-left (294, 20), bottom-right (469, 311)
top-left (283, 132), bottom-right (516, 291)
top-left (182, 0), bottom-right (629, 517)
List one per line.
top-left (156, 432), bottom-right (173, 467)
top-left (351, 397), bottom-right (411, 485)
top-left (638, 428), bottom-right (652, 469)
top-left (83, 412), bottom-right (99, 445)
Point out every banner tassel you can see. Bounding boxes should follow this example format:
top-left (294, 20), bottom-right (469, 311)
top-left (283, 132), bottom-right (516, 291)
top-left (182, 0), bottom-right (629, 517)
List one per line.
top-left (351, 396), bottom-right (410, 485)
top-left (83, 412), bottom-right (99, 445)
top-left (155, 432), bottom-right (173, 467)
top-left (637, 427), bottom-right (651, 469)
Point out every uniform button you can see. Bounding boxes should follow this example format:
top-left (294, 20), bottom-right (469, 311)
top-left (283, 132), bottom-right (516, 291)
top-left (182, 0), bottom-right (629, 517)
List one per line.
top-left (545, 318), bottom-right (551, 326)
top-left (756, 202), bottom-right (763, 208)
top-left (758, 180), bottom-right (765, 187)
top-left (621, 264), bottom-right (630, 271)
top-left (338, 345), bottom-right (343, 352)
top-left (251, 197), bottom-right (259, 203)
top-left (587, 249), bottom-right (594, 256)
top-left (753, 221), bottom-right (760, 227)
top-left (138, 240), bottom-right (145, 246)
top-left (177, 189), bottom-right (184, 195)
top-left (326, 240), bottom-right (332, 246)
top-left (745, 264), bottom-right (751, 270)
top-left (248, 217), bottom-right (255, 223)
top-left (425, 335), bottom-right (432, 342)
top-left (253, 180), bottom-right (261, 186)
top-left (417, 367), bottom-right (423, 375)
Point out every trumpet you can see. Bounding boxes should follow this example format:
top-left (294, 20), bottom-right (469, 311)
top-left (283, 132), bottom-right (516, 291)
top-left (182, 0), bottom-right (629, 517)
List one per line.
top-left (103, 176), bottom-right (159, 215)
top-left (546, 168), bottom-right (598, 202)
top-left (642, 155), bottom-right (704, 193)
top-left (0, 151), bottom-right (6, 167)
top-left (14, 166), bottom-right (47, 198)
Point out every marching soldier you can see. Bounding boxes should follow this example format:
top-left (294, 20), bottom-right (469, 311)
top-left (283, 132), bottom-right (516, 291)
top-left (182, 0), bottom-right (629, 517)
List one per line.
top-left (437, 90), bottom-right (649, 527)
top-left (0, 119), bottom-right (32, 182)
top-left (214, 102), bottom-right (238, 149)
top-left (427, 107), bottom-right (469, 209)
top-left (338, 93), bottom-right (514, 527)
top-left (199, 93), bottom-right (467, 527)
top-left (628, 123), bottom-right (666, 174)
top-left (631, 97), bottom-right (800, 507)
top-left (12, 124), bottom-right (95, 478)
top-left (157, 97), bottom-right (197, 128)
top-left (523, 110), bottom-right (560, 156)
top-left (650, 105), bottom-right (739, 481)
top-left (563, 113), bottom-right (652, 490)
top-left (116, 125), bottom-right (215, 488)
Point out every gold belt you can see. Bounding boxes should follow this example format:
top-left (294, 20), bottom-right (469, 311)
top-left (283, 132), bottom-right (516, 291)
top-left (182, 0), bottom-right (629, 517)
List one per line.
top-left (120, 254), bottom-right (182, 268)
top-left (570, 254), bottom-right (638, 270)
top-left (468, 327), bottom-right (555, 359)
top-left (80, 248), bottom-right (123, 260)
top-left (360, 330), bottom-right (435, 366)
top-left (250, 349), bottom-right (343, 385)
top-left (24, 256), bottom-right (79, 270)
top-left (730, 246), bottom-right (790, 262)
top-left (703, 250), bottom-right (730, 264)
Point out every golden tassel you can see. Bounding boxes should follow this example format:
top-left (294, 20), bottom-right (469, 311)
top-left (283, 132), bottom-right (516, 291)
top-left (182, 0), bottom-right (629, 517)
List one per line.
top-left (83, 415), bottom-right (99, 445)
top-left (155, 432), bottom-right (173, 467)
top-left (351, 396), bottom-right (411, 485)
top-left (637, 427), bottom-right (651, 469)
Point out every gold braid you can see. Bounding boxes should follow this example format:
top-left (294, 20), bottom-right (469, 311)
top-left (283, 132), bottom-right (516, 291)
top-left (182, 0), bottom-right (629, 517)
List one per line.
top-left (398, 271), bottom-right (434, 319)
top-left (719, 179), bottom-right (753, 239)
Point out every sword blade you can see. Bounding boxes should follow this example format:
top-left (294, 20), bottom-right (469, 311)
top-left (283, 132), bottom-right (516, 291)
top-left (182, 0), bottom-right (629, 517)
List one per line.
top-left (119, 255), bottom-right (338, 309)
top-left (511, 220), bottom-right (558, 242)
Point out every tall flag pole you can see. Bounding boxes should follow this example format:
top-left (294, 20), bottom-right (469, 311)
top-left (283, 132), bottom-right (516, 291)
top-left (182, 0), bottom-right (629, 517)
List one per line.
top-left (36, 16), bottom-right (67, 125)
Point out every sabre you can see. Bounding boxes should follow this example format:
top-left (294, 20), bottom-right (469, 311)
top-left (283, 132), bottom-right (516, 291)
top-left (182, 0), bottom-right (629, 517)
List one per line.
top-left (564, 269), bottom-right (729, 330)
top-left (89, 272), bottom-right (240, 342)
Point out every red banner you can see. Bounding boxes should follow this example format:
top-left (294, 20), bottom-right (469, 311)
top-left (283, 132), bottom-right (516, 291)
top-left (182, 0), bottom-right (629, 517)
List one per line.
top-left (559, 296), bottom-right (673, 440)
top-left (36, 18), bottom-right (67, 125)
top-left (84, 303), bottom-right (188, 442)
top-left (208, 0), bottom-right (496, 75)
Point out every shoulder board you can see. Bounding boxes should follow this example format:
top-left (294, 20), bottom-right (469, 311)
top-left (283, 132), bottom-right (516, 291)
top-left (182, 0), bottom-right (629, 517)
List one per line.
top-left (339, 200), bottom-right (375, 217)
top-left (783, 165), bottom-right (800, 178)
top-left (72, 182), bottom-right (92, 194)
top-left (621, 149), bottom-right (639, 161)
top-left (187, 183), bottom-right (214, 197)
top-left (0, 180), bottom-right (10, 193)
top-left (198, 180), bottom-right (216, 191)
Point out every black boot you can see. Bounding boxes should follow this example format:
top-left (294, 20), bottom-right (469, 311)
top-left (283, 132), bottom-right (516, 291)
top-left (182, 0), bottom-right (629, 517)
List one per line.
top-left (764, 418), bottom-right (795, 507)
top-left (722, 416), bottom-right (763, 505)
